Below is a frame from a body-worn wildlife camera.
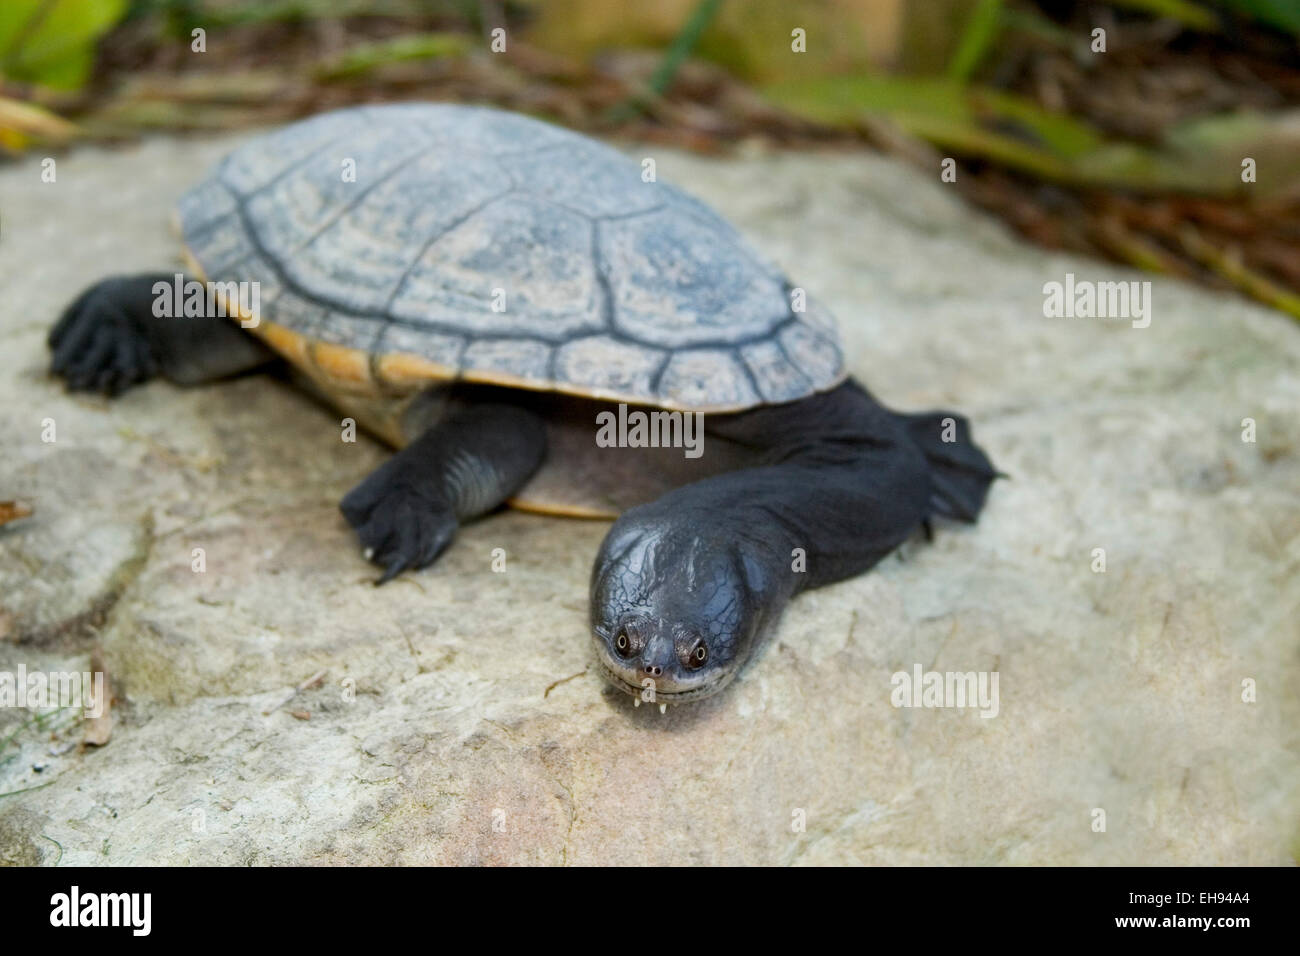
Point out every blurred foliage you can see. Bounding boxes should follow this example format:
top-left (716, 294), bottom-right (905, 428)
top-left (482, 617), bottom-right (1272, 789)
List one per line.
top-left (947, 0), bottom-right (1005, 81)
top-left (768, 62), bottom-right (1300, 200)
top-left (0, 0), bottom-right (129, 89)
top-left (763, 0), bottom-right (1300, 206)
top-left (313, 31), bottom-right (470, 81)
top-left (524, 0), bottom-right (900, 83)
top-left (0, 95), bottom-right (77, 150)
top-left (0, 0), bottom-right (133, 148)
top-left (605, 0), bottom-right (723, 121)
top-left (1112, 0), bottom-right (1220, 31)
top-left (1212, 0), bottom-right (1300, 34)
top-left (0, 0), bottom-right (1297, 321)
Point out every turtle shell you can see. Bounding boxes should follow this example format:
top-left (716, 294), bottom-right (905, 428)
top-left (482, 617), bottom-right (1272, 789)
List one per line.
top-left (178, 103), bottom-right (845, 412)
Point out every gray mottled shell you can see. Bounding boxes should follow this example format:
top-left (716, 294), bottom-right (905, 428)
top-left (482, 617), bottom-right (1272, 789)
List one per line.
top-left (178, 103), bottom-right (845, 410)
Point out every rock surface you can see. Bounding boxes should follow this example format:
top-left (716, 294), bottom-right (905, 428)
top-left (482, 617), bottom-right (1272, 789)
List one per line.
top-left (1, 131), bottom-right (1297, 865)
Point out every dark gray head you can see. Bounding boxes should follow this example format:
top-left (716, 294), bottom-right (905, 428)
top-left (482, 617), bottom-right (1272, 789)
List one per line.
top-left (589, 510), bottom-right (774, 703)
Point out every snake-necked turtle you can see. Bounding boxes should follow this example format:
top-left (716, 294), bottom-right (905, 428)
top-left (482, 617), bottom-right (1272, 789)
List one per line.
top-left (48, 103), bottom-right (997, 704)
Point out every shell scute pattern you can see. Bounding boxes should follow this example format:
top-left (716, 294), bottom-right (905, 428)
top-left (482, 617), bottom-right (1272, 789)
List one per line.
top-left (374, 322), bottom-right (464, 373)
top-left (462, 338), bottom-right (553, 383)
top-left (497, 140), bottom-right (665, 220)
top-left (554, 334), bottom-right (666, 398)
top-left (599, 207), bottom-right (788, 349)
top-left (739, 339), bottom-right (812, 404)
top-left (179, 103), bottom-right (844, 410)
top-left (657, 349), bottom-right (759, 408)
top-left (394, 195), bottom-right (602, 337)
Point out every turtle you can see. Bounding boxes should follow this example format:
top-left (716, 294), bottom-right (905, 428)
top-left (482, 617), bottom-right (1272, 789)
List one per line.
top-left (47, 103), bottom-right (998, 704)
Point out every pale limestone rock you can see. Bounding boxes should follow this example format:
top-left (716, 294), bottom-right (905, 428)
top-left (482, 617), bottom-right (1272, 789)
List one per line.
top-left (0, 134), bottom-right (1297, 865)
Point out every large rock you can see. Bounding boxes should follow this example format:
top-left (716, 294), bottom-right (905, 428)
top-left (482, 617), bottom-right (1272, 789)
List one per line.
top-left (1, 131), bottom-right (1297, 865)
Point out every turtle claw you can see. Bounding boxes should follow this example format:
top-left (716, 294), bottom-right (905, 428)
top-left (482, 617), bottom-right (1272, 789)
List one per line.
top-left (374, 555), bottom-right (413, 586)
top-left (340, 478), bottom-right (458, 584)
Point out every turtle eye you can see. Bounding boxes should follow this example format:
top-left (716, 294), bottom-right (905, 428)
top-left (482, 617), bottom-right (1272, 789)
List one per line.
top-left (614, 630), bottom-right (631, 657)
top-left (685, 639), bottom-right (708, 669)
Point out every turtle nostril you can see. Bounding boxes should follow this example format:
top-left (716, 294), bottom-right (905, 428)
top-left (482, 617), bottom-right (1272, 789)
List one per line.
top-left (642, 663), bottom-right (663, 678)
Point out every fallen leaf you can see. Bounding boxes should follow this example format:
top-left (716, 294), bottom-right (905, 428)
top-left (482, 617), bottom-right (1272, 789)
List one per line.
top-left (0, 501), bottom-right (33, 526)
top-left (82, 650), bottom-right (113, 747)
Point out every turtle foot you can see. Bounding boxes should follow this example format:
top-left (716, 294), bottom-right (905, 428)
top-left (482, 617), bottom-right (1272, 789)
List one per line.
top-left (49, 277), bottom-right (162, 396)
top-left (340, 477), bottom-right (458, 584)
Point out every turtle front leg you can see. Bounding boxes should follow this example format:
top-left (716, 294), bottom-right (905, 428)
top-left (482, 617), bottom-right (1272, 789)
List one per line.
top-left (49, 273), bottom-right (277, 394)
top-left (340, 404), bottom-right (547, 584)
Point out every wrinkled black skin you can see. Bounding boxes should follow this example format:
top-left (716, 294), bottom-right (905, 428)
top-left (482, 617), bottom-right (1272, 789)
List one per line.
top-left (49, 274), bottom-right (277, 392)
top-left (51, 273), bottom-right (998, 700)
top-left (588, 385), bottom-right (997, 700)
top-left (338, 403), bottom-right (545, 583)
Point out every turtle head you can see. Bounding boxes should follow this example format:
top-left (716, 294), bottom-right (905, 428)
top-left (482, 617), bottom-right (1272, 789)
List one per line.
top-left (589, 508), bottom-right (772, 704)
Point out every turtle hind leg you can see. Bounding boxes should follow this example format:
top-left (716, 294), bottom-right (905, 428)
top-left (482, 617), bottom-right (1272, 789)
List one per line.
top-left (894, 410), bottom-right (1000, 523)
top-left (340, 403), bottom-right (547, 584)
top-left (49, 273), bottom-right (277, 395)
